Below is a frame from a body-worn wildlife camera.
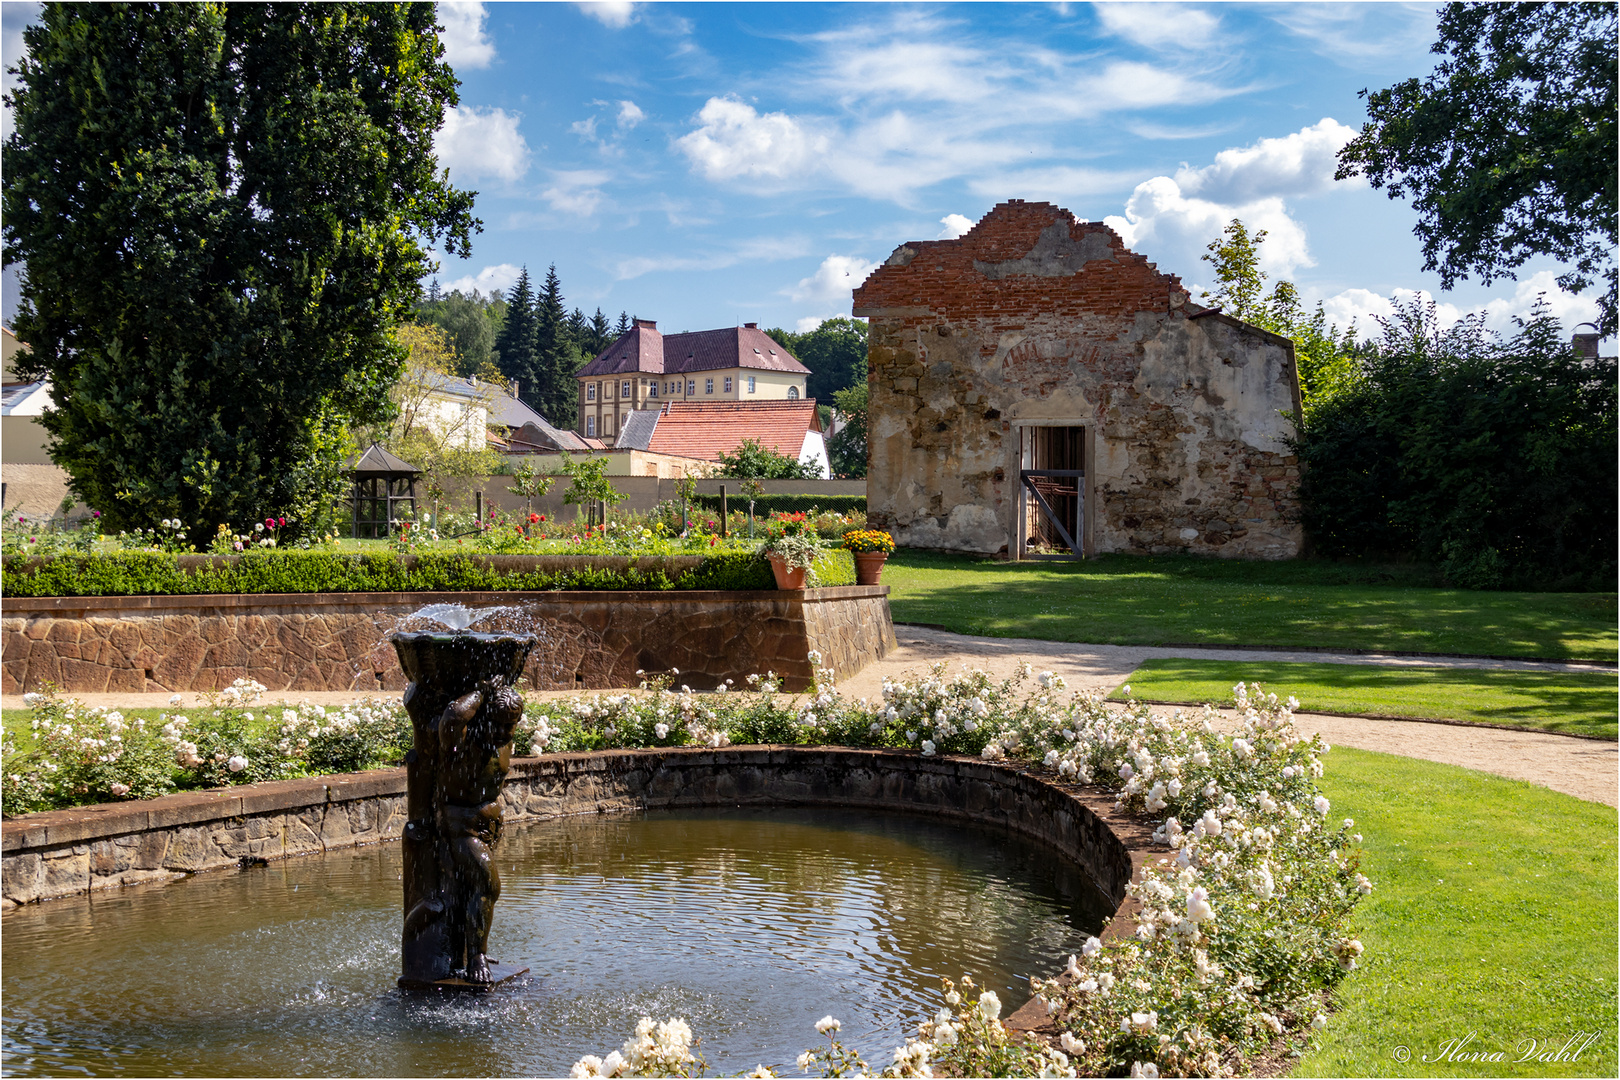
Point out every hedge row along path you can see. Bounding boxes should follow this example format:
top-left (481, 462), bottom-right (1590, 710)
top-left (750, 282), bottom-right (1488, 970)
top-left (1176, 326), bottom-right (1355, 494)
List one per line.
top-left (4, 626), bottom-right (1613, 807)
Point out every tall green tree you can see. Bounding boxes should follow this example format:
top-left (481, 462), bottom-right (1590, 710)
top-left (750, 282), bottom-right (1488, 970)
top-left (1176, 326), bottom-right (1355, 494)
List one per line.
top-left (766, 318), bottom-right (868, 402)
top-left (1336, 2), bottom-right (1617, 332)
top-left (1, 2), bottom-right (477, 535)
top-left (417, 290), bottom-right (496, 377)
top-left (1201, 220), bottom-right (1357, 417)
top-left (533, 264), bottom-right (578, 427)
top-left (494, 266), bottom-right (539, 404)
top-left (827, 357), bottom-right (868, 479)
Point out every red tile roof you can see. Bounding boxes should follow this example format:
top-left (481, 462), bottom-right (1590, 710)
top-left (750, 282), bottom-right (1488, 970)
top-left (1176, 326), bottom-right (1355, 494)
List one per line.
top-left (576, 320), bottom-right (810, 378)
top-left (639, 399), bottom-right (822, 461)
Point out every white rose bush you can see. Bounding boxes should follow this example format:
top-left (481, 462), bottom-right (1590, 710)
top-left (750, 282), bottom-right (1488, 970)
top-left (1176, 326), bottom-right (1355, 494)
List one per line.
top-left (8, 664), bottom-right (1367, 1075)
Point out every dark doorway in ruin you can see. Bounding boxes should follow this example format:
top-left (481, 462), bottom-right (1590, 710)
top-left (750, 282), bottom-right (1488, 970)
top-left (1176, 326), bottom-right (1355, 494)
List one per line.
top-left (1020, 426), bottom-right (1084, 560)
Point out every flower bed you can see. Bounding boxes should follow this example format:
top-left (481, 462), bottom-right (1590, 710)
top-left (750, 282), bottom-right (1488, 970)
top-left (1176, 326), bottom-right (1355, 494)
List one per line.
top-left (4, 667), bottom-right (1366, 1077)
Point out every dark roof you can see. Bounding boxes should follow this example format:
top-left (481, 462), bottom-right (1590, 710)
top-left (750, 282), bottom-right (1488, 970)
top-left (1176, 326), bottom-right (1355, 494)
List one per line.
top-left (576, 320), bottom-right (810, 379)
top-left (615, 409), bottom-right (661, 451)
top-left (348, 443), bottom-right (422, 476)
top-left (508, 416), bottom-right (595, 452)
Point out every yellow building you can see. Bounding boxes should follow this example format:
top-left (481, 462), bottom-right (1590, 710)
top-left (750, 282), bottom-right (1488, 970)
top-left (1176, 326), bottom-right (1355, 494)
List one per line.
top-left (575, 319), bottom-right (811, 443)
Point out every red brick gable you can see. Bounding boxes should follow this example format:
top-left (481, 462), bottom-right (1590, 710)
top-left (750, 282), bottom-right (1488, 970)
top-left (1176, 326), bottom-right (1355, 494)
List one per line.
top-left (852, 199), bottom-right (1187, 324)
top-left (642, 399), bottom-right (821, 461)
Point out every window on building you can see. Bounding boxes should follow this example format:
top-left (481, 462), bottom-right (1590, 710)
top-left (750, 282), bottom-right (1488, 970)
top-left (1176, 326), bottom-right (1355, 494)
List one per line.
top-left (787, 385), bottom-right (799, 399)
top-left (724, 376), bottom-right (732, 393)
top-left (649, 382), bottom-right (658, 397)
top-left (705, 378), bottom-right (714, 394)
top-left (604, 414), bottom-right (614, 436)
top-left (586, 383), bottom-right (596, 401)
top-left (687, 380), bottom-right (696, 395)
top-left (621, 380), bottom-right (631, 398)
top-left (748, 376), bottom-right (756, 394)
top-left (586, 415), bottom-right (596, 437)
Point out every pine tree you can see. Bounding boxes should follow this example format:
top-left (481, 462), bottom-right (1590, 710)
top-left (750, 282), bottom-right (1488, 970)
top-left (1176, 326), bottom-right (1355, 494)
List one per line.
top-left (427, 278), bottom-right (442, 303)
top-left (532, 264), bottom-right (572, 424)
top-left (589, 308), bottom-right (612, 356)
top-left (494, 267), bottom-right (540, 406)
top-left (615, 311), bottom-right (631, 335)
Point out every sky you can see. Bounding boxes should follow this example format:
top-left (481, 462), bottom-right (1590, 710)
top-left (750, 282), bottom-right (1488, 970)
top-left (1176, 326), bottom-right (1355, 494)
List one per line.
top-left (1, 1), bottom-right (1609, 343)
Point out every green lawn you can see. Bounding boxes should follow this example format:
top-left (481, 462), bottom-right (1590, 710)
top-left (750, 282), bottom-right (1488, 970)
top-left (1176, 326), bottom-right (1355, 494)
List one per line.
top-left (1299, 748), bottom-right (1618, 1077)
top-left (882, 551), bottom-right (1618, 661)
top-left (1109, 659), bottom-right (1618, 739)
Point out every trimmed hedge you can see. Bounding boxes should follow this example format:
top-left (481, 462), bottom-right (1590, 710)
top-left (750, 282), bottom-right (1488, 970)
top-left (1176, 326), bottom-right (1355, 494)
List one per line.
top-left (691, 493), bottom-right (866, 516)
top-left (1, 548), bottom-right (858, 597)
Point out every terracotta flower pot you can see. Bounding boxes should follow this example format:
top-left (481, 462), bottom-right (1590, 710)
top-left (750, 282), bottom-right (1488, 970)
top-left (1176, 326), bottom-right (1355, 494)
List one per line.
top-left (767, 553), bottom-right (809, 590)
top-left (853, 551), bottom-right (888, 586)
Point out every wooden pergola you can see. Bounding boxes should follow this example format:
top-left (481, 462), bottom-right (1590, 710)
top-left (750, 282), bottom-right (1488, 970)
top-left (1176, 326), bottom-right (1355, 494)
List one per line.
top-left (346, 443), bottom-right (422, 539)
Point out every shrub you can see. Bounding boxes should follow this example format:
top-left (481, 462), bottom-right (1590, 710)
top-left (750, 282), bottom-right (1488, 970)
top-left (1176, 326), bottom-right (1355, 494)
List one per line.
top-left (691, 493), bottom-right (866, 517)
top-left (1295, 300), bottom-right (1617, 590)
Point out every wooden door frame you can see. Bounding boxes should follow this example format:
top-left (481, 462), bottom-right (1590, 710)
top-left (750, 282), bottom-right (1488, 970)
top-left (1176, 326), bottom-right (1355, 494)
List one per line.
top-left (1012, 422), bottom-right (1094, 560)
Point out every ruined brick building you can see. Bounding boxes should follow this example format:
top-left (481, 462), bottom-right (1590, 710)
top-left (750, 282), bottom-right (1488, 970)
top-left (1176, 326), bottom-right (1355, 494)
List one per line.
top-left (851, 200), bottom-right (1303, 559)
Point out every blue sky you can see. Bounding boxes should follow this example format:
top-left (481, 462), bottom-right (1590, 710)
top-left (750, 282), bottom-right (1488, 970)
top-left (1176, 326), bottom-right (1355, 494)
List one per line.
top-left (2, 1), bottom-right (1608, 341)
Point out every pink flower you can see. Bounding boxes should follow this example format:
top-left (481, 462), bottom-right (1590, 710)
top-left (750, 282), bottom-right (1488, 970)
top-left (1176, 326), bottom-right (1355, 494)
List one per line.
top-left (264, 518), bottom-right (274, 528)
top-left (277, 517), bottom-right (286, 527)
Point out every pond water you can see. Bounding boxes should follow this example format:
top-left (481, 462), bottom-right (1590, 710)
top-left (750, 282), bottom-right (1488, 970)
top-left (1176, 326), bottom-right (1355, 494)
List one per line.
top-left (1, 807), bottom-right (1113, 1077)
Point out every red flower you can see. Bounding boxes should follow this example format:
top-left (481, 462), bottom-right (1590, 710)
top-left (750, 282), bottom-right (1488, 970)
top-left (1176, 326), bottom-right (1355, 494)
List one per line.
top-left (278, 517), bottom-right (286, 528)
top-left (264, 518), bottom-right (274, 528)
top-left (539, 514), bottom-right (546, 522)
top-left (528, 513), bottom-right (540, 523)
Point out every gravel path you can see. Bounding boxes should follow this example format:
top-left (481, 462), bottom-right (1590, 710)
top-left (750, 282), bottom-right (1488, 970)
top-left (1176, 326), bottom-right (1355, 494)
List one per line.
top-left (6, 626), bottom-right (1613, 807)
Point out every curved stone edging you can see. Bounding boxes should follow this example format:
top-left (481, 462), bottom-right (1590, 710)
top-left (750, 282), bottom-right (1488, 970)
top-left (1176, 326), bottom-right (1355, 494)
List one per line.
top-left (1, 747), bottom-right (1155, 931)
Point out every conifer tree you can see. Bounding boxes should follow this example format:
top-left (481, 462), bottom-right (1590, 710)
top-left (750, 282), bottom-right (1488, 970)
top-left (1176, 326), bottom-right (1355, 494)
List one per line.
top-left (588, 308), bottom-right (612, 356)
top-left (615, 311), bottom-right (631, 335)
top-left (494, 266), bottom-right (539, 405)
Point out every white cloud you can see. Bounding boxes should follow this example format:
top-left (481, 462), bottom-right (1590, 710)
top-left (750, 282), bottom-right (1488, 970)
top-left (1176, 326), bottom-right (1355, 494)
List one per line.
top-left (675, 97), bottom-right (826, 181)
top-left (1105, 178), bottom-right (1313, 280)
top-left (1, 2), bottom-right (41, 141)
top-left (434, 105), bottom-right (530, 184)
top-left (543, 170), bottom-right (612, 218)
top-left (576, 2), bottom-right (636, 29)
top-left (613, 235), bottom-right (814, 281)
top-left (616, 100), bottom-right (645, 129)
top-left (1174, 118), bottom-right (1359, 204)
top-left (437, 2), bottom-right (494, 69)
top-left (789, 255), bottom-right (880, 305)
top-left (1320, 272), bottom-right (1604, 341)
top-left (1269, 3), bottom-right (1437, 61)
top-left (938, 214), bottom-right (975, 239)
top-left (438, 263), bottom-right (522, 297)
top-left (1093, 3), bottom-right (1220, 49)
top-left (1070, 60), bottom-right (1237, 114)
top-left (1101, 120), bottom-right (1362, 282)
top-left (570, 116), bottom-right (598, 141)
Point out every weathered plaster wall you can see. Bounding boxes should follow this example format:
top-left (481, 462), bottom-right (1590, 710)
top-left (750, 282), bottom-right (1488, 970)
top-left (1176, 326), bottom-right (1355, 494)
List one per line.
top-left (1, 586), bottom-right (896, 696)
top-left (853, 200), bottom-right (1303, 559)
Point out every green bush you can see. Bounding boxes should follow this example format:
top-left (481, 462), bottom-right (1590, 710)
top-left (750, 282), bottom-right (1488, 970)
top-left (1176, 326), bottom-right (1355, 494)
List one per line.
top-left (1295, 301), bottom-right (1616, 590)
top-left (0, 547), bottom-right (855, 597)
top-left (691, 493), bottom-right (865, 516)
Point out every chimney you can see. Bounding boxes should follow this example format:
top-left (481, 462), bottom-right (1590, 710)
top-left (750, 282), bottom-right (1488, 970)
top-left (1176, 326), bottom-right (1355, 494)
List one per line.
top-left (744, 322), bottom-right (758, 329)
top-left (1573, 330), bottom-right (1600, 360)
top-left (511, 379), bottom-right (519, 399)
top-left (634, 318), bottom-right (657, 330)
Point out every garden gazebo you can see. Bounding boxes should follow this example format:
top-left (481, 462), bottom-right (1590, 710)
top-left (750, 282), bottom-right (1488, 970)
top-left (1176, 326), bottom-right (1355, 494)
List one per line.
top-left (347, 443), bottom-right (422, 539)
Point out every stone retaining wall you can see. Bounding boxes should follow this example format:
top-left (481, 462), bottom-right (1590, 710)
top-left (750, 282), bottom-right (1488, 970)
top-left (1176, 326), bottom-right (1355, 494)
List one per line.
top-left (1, 586), bottom-right (896, 695)
top-left (1, 748), bottom-right (1154, 921)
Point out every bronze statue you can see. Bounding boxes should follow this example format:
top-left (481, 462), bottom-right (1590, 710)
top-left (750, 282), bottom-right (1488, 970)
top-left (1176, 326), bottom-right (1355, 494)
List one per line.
top-left (394, 631), bottom-right (535, 989)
